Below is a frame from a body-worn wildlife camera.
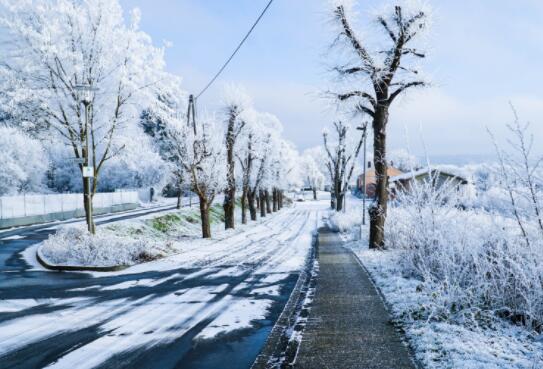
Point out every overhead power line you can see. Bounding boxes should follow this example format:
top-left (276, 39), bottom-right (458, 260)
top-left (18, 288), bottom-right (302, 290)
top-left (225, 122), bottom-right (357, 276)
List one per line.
top-left (195, 0), bottom-right (275, 99)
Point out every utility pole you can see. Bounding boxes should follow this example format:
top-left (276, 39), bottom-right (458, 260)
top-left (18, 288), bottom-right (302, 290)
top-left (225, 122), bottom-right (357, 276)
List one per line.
top-left (75, 84), bottom-right (98, 234)
top-left (187, 94), bottom-right (197, 134)
top-left (357, 123), bottom-right (368, 226)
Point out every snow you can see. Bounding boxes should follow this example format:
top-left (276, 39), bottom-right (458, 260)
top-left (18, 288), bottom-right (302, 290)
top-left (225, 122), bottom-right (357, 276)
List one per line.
top-left (348, 245), bottom-right (543, 368)
top-left (335, 186), bottom-right (543, 368)
top-left (0, 299), bottom-right (41, 313)
top-left (196, 298), bottom-right (272, 340)
top-left (3, 201), bottom-right (326, 368)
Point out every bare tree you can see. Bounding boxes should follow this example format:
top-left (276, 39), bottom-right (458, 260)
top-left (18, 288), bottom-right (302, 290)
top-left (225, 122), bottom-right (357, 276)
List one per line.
top-left (248, 136), bottom-right (271, 221)
top-left (330, 2), bottom-right (429, 248)
top-left (237, 132), bottom-right (255, 224)
top-left (489, 105), bottom-right (543, 246)
top-left (323, 121), bottom-right (364, 211)
top-left (223, 105), bottom-right (245, 229)
top-left (166, 119), bottom-right (225, 238)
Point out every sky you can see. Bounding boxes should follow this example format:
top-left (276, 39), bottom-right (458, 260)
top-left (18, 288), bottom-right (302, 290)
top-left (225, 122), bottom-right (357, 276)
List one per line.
top-left (119, 0), bottom-right (543, 162)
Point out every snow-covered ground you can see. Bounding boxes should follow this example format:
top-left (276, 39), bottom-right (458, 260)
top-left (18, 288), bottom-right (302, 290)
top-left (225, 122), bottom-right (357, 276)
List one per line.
top-left (334, 195), bottom-right (543, 369)
top-left (348, 243), bottom-right (543, 369)
top-left (2, 200), bottom-right (327, 368)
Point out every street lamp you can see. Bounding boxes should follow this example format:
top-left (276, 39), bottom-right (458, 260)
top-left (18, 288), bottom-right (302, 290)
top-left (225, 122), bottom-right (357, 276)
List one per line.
top-left (74, 84), bottom-right (98, 234)
top-left (357, 122), bottom-right (368, 226)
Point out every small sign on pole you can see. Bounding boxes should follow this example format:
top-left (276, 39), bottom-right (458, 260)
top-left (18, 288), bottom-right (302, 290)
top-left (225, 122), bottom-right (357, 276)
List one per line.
top-left (69, 158), bottom-right (85, 164)
top-left (83, 166), bottom-right (94, 177)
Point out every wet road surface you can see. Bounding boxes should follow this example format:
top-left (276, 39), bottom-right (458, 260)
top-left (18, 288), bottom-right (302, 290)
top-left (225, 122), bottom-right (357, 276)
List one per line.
top-left (0, 204), bottom-right (319, 369)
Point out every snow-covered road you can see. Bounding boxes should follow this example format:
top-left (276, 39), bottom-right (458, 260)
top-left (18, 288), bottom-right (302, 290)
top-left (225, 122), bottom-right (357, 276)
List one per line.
top-left (0, 201), bottom-right (325, 369)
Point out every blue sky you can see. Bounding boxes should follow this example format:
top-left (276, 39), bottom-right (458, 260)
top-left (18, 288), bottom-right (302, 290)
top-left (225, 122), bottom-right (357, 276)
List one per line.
top-left (120, 0), bottom-right (543, 159)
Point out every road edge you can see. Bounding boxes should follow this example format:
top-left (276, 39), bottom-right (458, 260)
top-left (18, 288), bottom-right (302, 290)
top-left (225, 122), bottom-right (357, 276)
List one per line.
top-left (251, 231), bottom-right (318, 369)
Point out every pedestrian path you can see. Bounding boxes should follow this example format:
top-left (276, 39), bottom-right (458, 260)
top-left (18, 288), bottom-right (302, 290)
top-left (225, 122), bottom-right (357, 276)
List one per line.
top-left (294, 228), bottom-right (416, 369)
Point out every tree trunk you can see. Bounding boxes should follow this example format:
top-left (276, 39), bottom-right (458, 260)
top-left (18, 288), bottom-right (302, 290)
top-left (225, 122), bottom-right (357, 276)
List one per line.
top-left (248, 191), bottom-right (257, 221)
top-left (176, 188), bottom-right (182, 209)
top-left (199, 196), bottom-right (211, 238)
top-left (223, 119), bottom-right (236, 230)
top-left (260, 190), bottom-right (266, 217)
top-left (312, 188), bottom-right (317, 200)
top-left (336, 192), bottom-right (344, 212)
top-left (369, 105), bottom-right (389, 249)
top-left (241, 189), bottom-right (248, 224)
top-left (82, 174), bottom-right (95, 234)
top-left (265, 190), bottom-right (272, 214)
top-left (272, 189), bottom-right (278, 212)
top-left (278, 191), bottom-right (283, 209)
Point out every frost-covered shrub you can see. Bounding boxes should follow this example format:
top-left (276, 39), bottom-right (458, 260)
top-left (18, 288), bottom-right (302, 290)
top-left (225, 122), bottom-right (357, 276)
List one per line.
top-left (387, 176), bottom-right (543, 331)
top-left (328, 209), bottom-right (362, 232)
top-left (41, 227), bottom-right (163, 267)
top-left (0, 127), bottom-right (48, 195)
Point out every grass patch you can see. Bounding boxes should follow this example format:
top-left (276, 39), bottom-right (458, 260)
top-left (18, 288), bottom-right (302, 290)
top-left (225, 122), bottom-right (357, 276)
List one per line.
top-left (209, 203), bottom-right (225, 224)
top-left (150, 213), bottom-right (183, 233)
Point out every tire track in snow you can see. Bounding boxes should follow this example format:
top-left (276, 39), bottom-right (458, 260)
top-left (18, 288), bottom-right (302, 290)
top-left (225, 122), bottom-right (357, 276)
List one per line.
top-left (0, 203), bottom-right (323, 368)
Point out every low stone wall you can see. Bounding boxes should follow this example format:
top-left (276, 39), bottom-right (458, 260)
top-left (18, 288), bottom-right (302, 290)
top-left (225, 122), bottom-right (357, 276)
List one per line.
top-left (0, 203), bottom-right (138, 229)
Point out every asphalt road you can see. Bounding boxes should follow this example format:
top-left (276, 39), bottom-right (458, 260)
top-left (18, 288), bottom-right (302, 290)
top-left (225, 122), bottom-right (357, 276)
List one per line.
top-left (0, 202), bottom-right (316, 369)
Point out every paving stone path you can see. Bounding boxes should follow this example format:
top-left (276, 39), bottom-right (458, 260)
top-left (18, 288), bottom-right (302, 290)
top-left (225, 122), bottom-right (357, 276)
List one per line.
top-left (294, 228), bottom-right (417, 369)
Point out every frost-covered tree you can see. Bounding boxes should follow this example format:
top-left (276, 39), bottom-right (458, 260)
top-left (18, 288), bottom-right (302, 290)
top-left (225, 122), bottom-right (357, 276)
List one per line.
top-left (236, 109), bottom-right (264, 224)
top-left (389, 148), bottom-right (420, 172)
top-left (0, 127), bottom-right (48, 195)
top-left (273, 140), bottom-right (302, 208)
top-left (300, 153), bottom-right (325, 200)
top-left (140, 90), bottom-right (188, 208)
top-left (248, 135), bottom-right (271, 220)
top-left (166, 117), bottom-right (225, 238)
top-left (221, 85), bottom-right (250, 229)
top-left (329, 0), bottom-right (430, 247)
top-left (0, 0), bottom-right (171, 233)
top-left (323, 121), bottom-right (364, 211)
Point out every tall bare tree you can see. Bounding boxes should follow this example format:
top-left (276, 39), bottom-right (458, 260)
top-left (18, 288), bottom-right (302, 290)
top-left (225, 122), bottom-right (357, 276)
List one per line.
top-left (330, 2), bottom-right (430, 248)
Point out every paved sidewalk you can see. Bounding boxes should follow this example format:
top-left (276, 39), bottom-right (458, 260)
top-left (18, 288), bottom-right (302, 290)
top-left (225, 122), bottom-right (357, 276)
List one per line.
top-left (295, 228), bottom-right (416, 369)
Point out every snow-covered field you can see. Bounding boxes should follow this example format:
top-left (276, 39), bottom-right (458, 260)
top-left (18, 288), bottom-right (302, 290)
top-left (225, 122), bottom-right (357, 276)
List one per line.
top-left (2, 200), bottom-right (327, 368)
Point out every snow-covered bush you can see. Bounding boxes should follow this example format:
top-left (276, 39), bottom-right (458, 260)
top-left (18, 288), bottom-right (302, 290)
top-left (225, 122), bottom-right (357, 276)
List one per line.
top-left (386, 175), bottom-right (543, 331)
top-left (328, 209), bottom-right (362, 232)
top-left (0, 127), bottom-right (48, 195)
top-left (41, 227), bottom-right (164, 267)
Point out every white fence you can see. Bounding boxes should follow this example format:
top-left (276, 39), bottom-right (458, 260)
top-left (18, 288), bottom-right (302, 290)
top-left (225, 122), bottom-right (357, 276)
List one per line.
top-left (0, 191), bottom-right (139, 220)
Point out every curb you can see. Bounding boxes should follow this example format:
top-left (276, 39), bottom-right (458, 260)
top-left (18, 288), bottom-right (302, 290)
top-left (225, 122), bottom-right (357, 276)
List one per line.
top-left (251, 232), bottom-right (318, 369)
top-left (36, 245), bottom-right (129, 272)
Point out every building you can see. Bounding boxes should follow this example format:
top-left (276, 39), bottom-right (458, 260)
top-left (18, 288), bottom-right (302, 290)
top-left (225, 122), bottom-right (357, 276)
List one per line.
top-left (357, 162), bottom-right (403, 198)
top-left (389, 168), bottom-right (469, 195)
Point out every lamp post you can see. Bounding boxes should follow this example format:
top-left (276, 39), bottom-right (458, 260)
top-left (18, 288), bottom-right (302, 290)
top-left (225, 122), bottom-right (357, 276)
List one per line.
top-left (357, 123), bottom-right (368, 226)
top-left (75, 84), bottom-right (98, 234)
